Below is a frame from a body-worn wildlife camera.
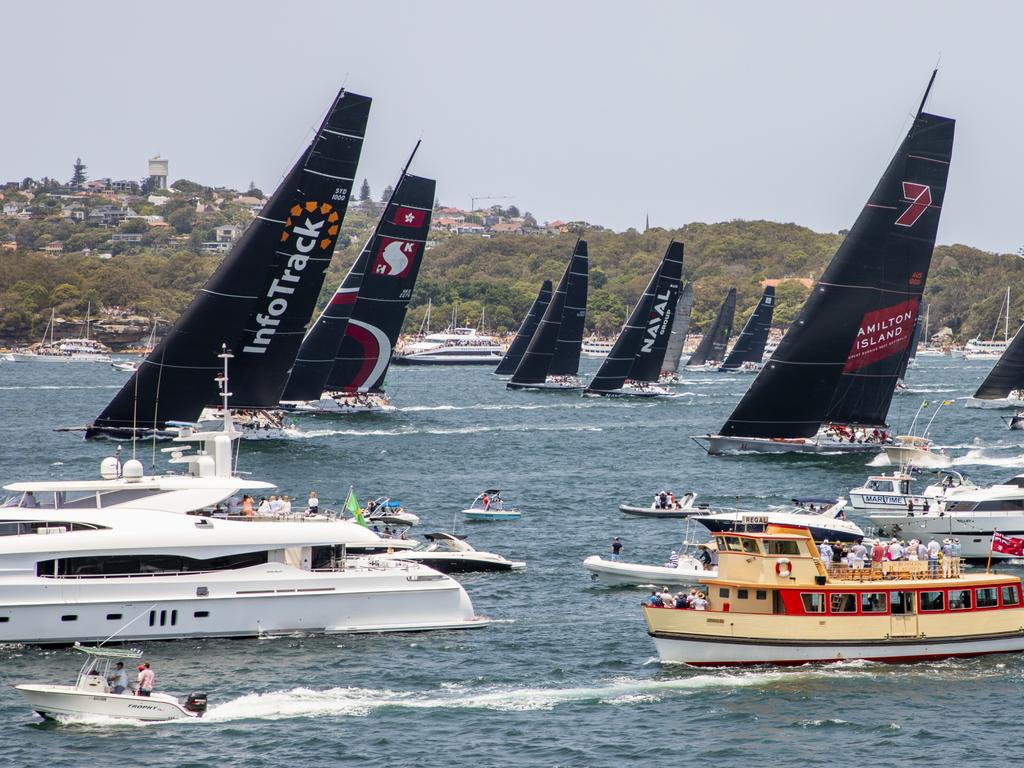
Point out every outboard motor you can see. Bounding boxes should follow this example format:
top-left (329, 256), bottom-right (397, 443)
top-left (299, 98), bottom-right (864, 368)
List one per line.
top-left (184, 692), bottom-right (208, 717)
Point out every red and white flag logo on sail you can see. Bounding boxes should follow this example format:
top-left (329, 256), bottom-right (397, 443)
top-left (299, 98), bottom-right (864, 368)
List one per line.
top-left (391, 206), bottom-right (427, 228)
top-left (992, 532), bottom-right (1024, 556)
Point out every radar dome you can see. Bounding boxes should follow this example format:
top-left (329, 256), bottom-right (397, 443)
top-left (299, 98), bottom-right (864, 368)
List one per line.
top-left (122, 459), bottom-right (144, 482)
top-left (99, 456), bottom-right (121, 480)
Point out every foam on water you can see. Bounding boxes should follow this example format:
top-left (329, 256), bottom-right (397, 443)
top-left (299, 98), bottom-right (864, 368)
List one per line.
top-left (953, 449), bottom-right (1024, 468)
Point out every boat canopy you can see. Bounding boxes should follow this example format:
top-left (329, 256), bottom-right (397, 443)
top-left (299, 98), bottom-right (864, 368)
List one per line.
top-left (74, 642), bottom-right (144, 659)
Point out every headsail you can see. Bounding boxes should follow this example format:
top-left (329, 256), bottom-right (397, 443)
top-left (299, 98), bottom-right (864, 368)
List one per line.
top-left (686, 288), bottom-right (736, 366)
top-left (324, 174), bottom-right (436, 393)
top-left (282, 148), bottom-right (425, 402)
top-left (86, 89), bottom-right (370, 438)
top-left (510, 240), bottom-right (588, 385)
top-left (720, 286), bottom-right (776, 370)
top-left (720, 109), bottom-right (955, 439)
top-left (661, 282), bottom-right (694, 375)
top-left (586, 241), bottom-right (683, 392)
top-left (495, 280), bottom-right (553, 376)
top-left (974, 322), bottom-right (1024, 400)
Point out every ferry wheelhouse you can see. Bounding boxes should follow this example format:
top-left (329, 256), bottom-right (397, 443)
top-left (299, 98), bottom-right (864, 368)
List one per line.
top-left (644, 522), bottom-right (1024, 666)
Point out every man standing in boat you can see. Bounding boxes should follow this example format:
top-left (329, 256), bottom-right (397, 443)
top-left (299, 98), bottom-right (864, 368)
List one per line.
top-left (136, 662), bottom-right (155, 697)
top-left (611, 537), bottom-right (623, 562)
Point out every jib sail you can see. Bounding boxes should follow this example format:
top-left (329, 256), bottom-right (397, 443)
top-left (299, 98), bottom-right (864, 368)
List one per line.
top-left (495, 280), bottom-right (553, 376)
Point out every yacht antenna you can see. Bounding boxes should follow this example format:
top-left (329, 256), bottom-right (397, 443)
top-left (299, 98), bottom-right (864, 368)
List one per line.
top-left (216, 344), bottom-right (235, 434)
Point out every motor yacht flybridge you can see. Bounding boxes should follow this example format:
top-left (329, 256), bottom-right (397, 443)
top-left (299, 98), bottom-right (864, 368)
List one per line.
top-left (0, 356), bottom-right (486, 645)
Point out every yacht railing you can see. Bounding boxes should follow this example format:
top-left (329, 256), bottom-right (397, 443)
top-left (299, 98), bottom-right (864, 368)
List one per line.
top-left (823, 558), bottom-right (962, 581)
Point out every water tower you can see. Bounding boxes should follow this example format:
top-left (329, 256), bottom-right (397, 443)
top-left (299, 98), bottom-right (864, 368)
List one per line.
top-left (148, 156), bottom-right (169, 190)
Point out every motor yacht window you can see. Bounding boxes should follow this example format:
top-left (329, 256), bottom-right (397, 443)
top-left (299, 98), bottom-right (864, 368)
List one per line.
top-left (194, 611), bottom-right (209, 618)
top-left (106, 613), bottom-right (122, 620)
top-left (920, 591), bottom-right (945, 612)
top-left (61, 615), bottom-right (77, 621)
top-left (800, 593), bottom-right (825, 613)
top-left (764, 540), bottom-right (800, 556)
top-left (719, 588), bottom-right (730, 598)
top-left (0, 520), bottom-right (108, 537)
top-left (1002, 585), bottom-right (1020, 606)
top-left (96, 489), bottom-right (170, 507)
top-left (57, 491), bottom-right (101, 509)
top-left (948, 590), bottom-right (972, 610)
top-left (976, 587), bottom-right (999, 608)
top-left (868, 481), bottom-right (893, 492)
top-left (36, 550), bottom-right (269, 577)
top-left (860, 592), bottom-right (887, 613)
top-left (944, 501), bottom-right (976, 512)
top-left (741, 539), bottom-right (761, 555)
top-left (829, 593), bottom-right (856, 613)
top-left (975, 499), bottom-right (1024, 511)
top-left (889, 592), bottom-right (914, 615)
top-left (1002, 477), bottom-right (1024, 488)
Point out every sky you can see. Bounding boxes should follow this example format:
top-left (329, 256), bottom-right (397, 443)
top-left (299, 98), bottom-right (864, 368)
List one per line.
top-left (2, 1), bottom-right (1021, 253)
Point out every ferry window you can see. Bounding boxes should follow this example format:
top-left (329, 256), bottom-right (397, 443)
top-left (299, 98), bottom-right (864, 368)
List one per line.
top-left (741, 539), bottom-right (761, 555)
top-left (829, 593), bottom-right (856, 614)
top-left (948, 590), bottom-right (972, 610)
top-left (890, 592), bottom-right (914, 615)
top-left (860, 593), bottom-right (887, 613)
top-left (920, 591), bottom-right (945, 612)
top-left (765, 540), bottom-right (800, 556)
top-left (723, 537), bottom-right (744, 552)
top-left (1002, 585), bottom-right (1020, 606)
top-left (106, 613), bottom-right (122, 621)
top-left (737, 589), bottom-right (749, 599)
top-left (977, 588), bottom-right (999, 608)
top-left (719, 588), bottom-right (730, 598)
top-left (755, 590), bottom-right (767, 600)
top-left (800, 593), bottom-right (825, 613)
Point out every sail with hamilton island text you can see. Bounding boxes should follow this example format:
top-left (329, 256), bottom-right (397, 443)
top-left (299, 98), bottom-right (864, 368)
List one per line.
top-left (687, 288), bottom-right (736, 366)
top-left (720, 286), bottom-right (775, 370)
top-left (719, 103), bottom-right (955, 439)
top-left (86, 89), bottom-right (370, 439)
top-left (495, 280), bottom-right (553, 376)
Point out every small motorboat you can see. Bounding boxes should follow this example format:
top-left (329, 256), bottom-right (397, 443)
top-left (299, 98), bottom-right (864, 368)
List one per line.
top-left (461, 490), bottom-right (521, 521)
top-left (111, 360), bottom-right (140, 373)
top-left (387, 532), bottom-right (525, 573)
top-left (619, 491), bottom-right (701, 518)
top-left (365, 497), bottom-right (420, 526)
top-left (14, 643), bottom-right (208, 722)
top-left (583, 553), bottom-right (715, 586)
top-left (694, 498), bottom-right (865, 543)
top-left (882, 435), bottom-right (952, 469)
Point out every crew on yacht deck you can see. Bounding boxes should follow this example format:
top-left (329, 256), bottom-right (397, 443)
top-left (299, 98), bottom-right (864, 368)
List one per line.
top-left (307, 491), bottom-right (319, 516)
top-left (696, 544), bottom-right (712, 570)
top-left (107, 661), bottom-right (128, 694)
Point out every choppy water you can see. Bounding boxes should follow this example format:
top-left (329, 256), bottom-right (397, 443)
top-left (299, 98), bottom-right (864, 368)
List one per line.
top-left (0, 356), bottom-right (1021, 767)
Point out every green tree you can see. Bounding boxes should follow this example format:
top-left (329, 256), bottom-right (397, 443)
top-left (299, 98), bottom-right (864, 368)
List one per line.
top-left (380, 185), bottom-right (393, 203)
top-left (71, 157), bottom-right (87, 187)
top-left (359, 178), bottom-right (371, 202)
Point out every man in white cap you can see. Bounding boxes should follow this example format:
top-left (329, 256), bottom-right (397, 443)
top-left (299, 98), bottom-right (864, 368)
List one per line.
top-left (819, 539), bottom-right (834, 566)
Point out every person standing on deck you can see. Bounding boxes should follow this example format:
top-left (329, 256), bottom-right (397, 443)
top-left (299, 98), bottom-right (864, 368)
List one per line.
top-left (611, 537), bottom-right (623, 562)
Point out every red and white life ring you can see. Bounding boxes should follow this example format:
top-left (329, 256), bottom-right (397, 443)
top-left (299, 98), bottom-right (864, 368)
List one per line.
top-left (775, 558), bottom-right (792, 577)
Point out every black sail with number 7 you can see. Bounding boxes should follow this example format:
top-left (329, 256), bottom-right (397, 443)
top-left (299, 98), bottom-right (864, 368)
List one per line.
top-left (720, 110), bottom-right (955, 439)
top-left (86, 90), bottom-right (370, 438)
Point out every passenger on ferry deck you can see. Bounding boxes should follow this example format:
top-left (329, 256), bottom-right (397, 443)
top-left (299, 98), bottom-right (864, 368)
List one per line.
top-left (916, 541), bottom-right (929, 561)
top-left (819, 540), bottom-right (834, 566)
top-left (907, 540), bottom-right (920, 561)
top-left (696, 544), bottom-right (712, 570)
top-left (686, 588), bottom-right (699, 607)
top-left (887, 539), bottom-right (904, 561)
top-left (941, 539), bottom-right (953, 557)
top-left (849, 542), bottom-right (867, 569)
top-left (692, 591), bottom-right (708, 610)
top-left (660, 587), bottom-right (674, 607)
top-left (871, 540), bottom-right (886, 564)
top-left (645, 591), bottom-right (661, 606)
top-left (674, 592), bottom-right (689, 609)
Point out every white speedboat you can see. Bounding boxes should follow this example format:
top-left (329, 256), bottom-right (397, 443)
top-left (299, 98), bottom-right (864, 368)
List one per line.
top-left (365, 497), bottom-right (420, 526)
top-left (15, 644), bottom-right (207, 722)
top-left (386, 532), bottom-right (525, 573)
top-left (461, 490), bottom-right (521, 521)
top-left (289, 391), bottom-right (395, 414)
top-left (694, 499), bottom-right (864, 543)
top-left (393, 327), bottom-right (504, 365)
top-left (111, 360), bottom-right (140, 373)
top-left (847, 470), bottom-right (975, 512)
top-left (619, 492), bottom-right (700, 518)
top-left (583, 554), bottom-right (714, 586)
top-left (882, 435), bottom-right (952, 469)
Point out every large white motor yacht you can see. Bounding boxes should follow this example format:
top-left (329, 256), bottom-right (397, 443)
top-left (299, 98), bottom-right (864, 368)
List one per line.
top-left (0, 416), bottom-right (485, 644)
top-left (393, 327), bottom-right (504, 365)
top-left (848, 470), bottom-right (975, 511)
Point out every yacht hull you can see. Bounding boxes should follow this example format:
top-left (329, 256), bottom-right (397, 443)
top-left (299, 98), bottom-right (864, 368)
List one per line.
top-left (618, 504), bottom-right (700, 518)
top-left (866, 512), bottom-right (1024, 559)
top-left (506, 381), bottom-right (583, 392)
top-left (583, 556), bottom-right (713, 586)
top-left (15, 685), bottom-right (197, 721)
top-left (698, 434), bottom-right (882, 456)
top-left (392, 355), bottom-right (502, 366)
top-left (882, 445), bottom-right (952, 469)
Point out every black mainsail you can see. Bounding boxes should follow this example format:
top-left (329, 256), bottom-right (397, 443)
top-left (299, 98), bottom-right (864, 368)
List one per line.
top-left (686, 288), bottom-right (736, 366)
top-left (281, 151), bottom-right (425, 402)
top-left (494, 280), bottom-right (553, 376)
top-left (548, 244), bottom-right (589, 377)
top-left (661, 282), bottom-right (694, 375)
top-left (586, 241), bottom-right (683, 393)
top-left (719, 107), bottom-right (955, 439)
top-left (86, 90), bottom-right (370, 438)
top-left (509, 240), bottom-right (589, 386)
top-left (973, 322), bottom-right (1024, 400)
top-left (720, 286), bottom-right (776, 371)
top-left (324, 174), bottom-right (436, 393)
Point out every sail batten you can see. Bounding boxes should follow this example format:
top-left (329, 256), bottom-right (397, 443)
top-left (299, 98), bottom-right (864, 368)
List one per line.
top-left (719, 109), bottom-right (955, 439)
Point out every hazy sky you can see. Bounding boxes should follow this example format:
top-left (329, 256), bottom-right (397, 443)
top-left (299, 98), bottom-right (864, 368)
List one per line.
top-left (3, 2), bottom-right (1020, 253)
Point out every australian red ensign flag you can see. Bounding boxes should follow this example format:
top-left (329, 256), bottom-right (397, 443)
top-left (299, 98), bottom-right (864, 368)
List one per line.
top-left (992, 532), bottom-right (1024, 556)
top-left (392, 206), bottom-right (427, 228)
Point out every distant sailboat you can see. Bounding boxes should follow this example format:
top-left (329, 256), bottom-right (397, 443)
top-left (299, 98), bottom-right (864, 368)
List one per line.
top-left (494, 280), bottom-right (553, 377)
top-left (695, 72), bottom-right (955, 455)
top-left (686, 288), bottom-right (736, 368)
top-left (585, 241), bottom-right (683, 397)
top-left (84, 89), bottom-right (370, 439)
top-left (965, 287), bottom-right (1011, 360)
top-left (719, 286), bottom-right (775, 373)
top-left (967, 320), bottom-right (1024, 420)
top-left (13, 304), bottom-right (112, 363)
top-left (507, 240), bottom-right (589, 391)
top-left (659, 282), bottom-right (693, 382)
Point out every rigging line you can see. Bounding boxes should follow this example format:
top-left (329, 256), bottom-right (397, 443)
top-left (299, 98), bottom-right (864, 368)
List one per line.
top-left (98, 603), bottom-right (160, 647)
top-left (151, 346), bottom-right (166, 468)
top-left (131, 359), bottom-right (139, 460)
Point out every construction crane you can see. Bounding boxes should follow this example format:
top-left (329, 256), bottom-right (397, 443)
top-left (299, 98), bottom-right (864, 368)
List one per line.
top-left (469, 194), bottom-right (512, 212)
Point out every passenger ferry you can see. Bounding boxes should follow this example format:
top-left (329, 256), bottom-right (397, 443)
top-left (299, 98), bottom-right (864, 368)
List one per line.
top-left (12, 307), bottom-right (112, 363)
top-left (393, 327), bottom-right (504, 365)
top-left (580, 336), bottom-right (614, 358)
top-left (643, 522), bottom-right (1024, 665)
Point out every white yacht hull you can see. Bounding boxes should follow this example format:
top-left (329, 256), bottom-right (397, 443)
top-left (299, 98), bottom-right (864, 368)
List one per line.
top-left (506, 381), bottom-right (583, 392)
top-left (15, 685), bottom-right (197, 721)
top-left (847, 490), bottom-right (932, 511)
top-left (619, 503), bottom-right (700, 518)
top-left (882, 445), bottom-right (952, 469)
top-left (650, 628), bottom-right (1024, 666)
top-left (10, 352), bottom-right (112, 363)
top-left (583, 556), bottom-right (714, 586)
top-left (699, 435), bottom-right (882, 456)
top-left (866, 512), bottom-right (1024, 560)
top-left (393, 353), bottom-right (503, 365)
top-left (286, 394), bottom-right (395, 414)
top-left (966, 396), bottom-right (1024, 410)
top-left (0, 562), bottom-right (485, 645)
top-left (461, 509), bottom-right (521, 521)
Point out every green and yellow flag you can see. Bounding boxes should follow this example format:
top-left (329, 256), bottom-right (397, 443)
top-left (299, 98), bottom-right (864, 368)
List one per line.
top-left (344, 487), bottom-right (367, 527)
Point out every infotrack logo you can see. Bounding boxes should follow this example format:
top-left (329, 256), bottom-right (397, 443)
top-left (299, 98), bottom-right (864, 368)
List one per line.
top-left (242, 202), bottom-right (340, 354)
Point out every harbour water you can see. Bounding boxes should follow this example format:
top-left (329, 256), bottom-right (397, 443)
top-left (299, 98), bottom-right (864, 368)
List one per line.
top-left (1, 356), bottom-right (1022, 766)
